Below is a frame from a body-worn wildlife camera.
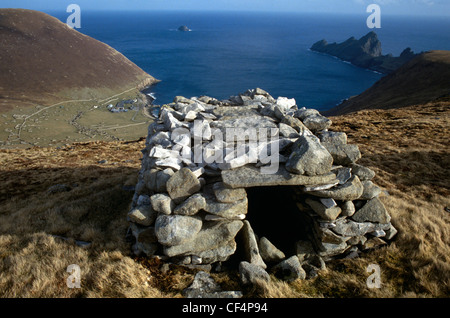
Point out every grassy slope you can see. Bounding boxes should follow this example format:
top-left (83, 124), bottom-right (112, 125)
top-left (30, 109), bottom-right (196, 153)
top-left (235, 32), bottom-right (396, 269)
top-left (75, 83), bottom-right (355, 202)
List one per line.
top-left (0, 9), bottom-right (158, 113)
top-left (325, 50), bottom-right (450, 116)
top-left (0, 101), bottom-right (449, 298)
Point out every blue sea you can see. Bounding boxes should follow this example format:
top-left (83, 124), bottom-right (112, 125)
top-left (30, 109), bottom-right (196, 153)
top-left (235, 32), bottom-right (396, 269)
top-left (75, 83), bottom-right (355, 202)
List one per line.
top-left (50, 11), bottom-right (450, 111)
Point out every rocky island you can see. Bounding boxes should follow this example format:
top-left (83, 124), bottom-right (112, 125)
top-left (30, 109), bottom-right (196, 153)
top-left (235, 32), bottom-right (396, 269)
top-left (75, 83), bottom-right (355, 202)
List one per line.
top-left (310, 31), bottom-right (419, 74)
top-left (178, 25), bottom-right (191, 32)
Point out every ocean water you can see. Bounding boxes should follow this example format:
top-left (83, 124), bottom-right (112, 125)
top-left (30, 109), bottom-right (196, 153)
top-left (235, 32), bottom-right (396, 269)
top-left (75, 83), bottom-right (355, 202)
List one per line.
top-left (50, 11), bottom-right (450, 111)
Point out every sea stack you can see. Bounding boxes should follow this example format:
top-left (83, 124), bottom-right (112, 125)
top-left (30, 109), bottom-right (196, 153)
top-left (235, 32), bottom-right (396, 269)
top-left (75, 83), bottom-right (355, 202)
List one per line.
top-left (178, 25), bottom-right (191, 32)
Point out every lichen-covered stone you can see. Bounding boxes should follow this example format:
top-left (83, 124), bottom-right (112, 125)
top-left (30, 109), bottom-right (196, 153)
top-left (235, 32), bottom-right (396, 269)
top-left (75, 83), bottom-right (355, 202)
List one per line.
top-left (286, 135), bottom-right (333, 176)
top-left (155, 214), bottom-right (202, 246)
top-left (166, 167), bottom-right (202, 203)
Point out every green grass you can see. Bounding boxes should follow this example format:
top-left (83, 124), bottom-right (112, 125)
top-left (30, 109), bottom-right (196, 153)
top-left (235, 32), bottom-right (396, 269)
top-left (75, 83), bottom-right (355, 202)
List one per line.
top-left (0, 89), bottom-right (153, 148)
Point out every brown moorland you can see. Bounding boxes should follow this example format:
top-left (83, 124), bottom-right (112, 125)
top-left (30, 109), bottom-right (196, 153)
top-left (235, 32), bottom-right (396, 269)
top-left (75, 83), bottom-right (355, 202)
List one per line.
top-left (325, 50), bottom-right (450, 116)
top-left (0, 9), bottom-right (159, 113)
top-left (0, 100), bottom-right (448, 298)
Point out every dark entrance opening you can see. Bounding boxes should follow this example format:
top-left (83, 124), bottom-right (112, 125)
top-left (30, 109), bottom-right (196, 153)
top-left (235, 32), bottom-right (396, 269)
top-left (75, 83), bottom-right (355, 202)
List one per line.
top-left (244, 186), bottom-right (310, 257)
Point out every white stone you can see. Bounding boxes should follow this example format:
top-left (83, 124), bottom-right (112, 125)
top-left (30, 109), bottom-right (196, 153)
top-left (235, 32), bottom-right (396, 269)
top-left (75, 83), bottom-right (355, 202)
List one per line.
top-left (303, 182), bottom-right (339, 192)
top-left (191, 255), bottom-right (202, 265)
top-left (191, 119), bottom-right (212, 140)
top-left (276, 97), bottom-right (296, 111)
top-left (163, 110), bottom-right (188, 130)
top-left (190, 166), bottom-right (205, 178)
top-left (218, 153), bottom-right (252, 170)
top-left (184, 110), bottom-right (198, 121)
top-left (185, 102), bottom-right (205, 113)
top-left (149, 146), bottom-right (180, 159)
top-left (155, 157), bottom-right (183, 171)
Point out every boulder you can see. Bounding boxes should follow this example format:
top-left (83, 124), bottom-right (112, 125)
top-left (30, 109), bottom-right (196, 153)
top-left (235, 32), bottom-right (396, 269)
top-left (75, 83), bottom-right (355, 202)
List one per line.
top-left (352, 197), bottom-right (391, 223)
top-left (183, 271), bottom-right (243, 298)
top-left (258, 237), bottom-right (286, 263)
top-left (305, 198), bottom-right (342, 221)
top-left (173, 193), bottom-right (207, 216)
top-left (302, 114), bottom-right (332, 132)
top-left (166, 168), bottom-right (202, 203)
top-left (296, 240), bottom-right (316, 263)
top-left (294, 108), bottom-right (320, 120)
top-left (203, 192), bottom-right (248, 219)
top-left (360, 180), bottom-right (382, 200)
top-left (128, 205), bottom-right (157, 226)
top-left (350, 163), bottom-right (376, 181)
top-left (285, 135), bottom-right (334, 176)
top-left (278, 122), bottom-right (300, 138)
top-left (195, 240), bottom-right (237, 264)
top-left (156, 168), bottom-right (175, 192)
top-left (332, 218), bottom-right (375, 237)
top-left (334, 167), bottom-right (352, 185)
top-left (164, 221), bottom-right (243, 257)
top-left (241, 221), bottom-right (267, 269)
top-left (322, 143), bottom-right (361, 165)
top-left (317, 241), bottom-right (349, 259)
top-left (318, 131), bottom-right (347, 145)
top-left (340, 201), bottom-right (356, 217)
top-left (272, 256), bottom-right (306, 282)
top-left (281, 115), bottom-right (307, 133)
top-left (155, 214), bottom-right (203, 246)
top-left (239, 261), bottom-right (271, 286)
top-left (213, 182), bottom-right (247, 203)
top-left (150, 193), bottom-right (175, 215)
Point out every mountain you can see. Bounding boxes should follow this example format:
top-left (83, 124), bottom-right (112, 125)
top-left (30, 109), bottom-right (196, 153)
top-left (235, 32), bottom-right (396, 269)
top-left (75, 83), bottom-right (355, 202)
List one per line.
top-left (324, 50), bottom-right (450, 116)
top-left (311, 31), bottom-right (419, 74)
top-left (0, 9), bottom-right (159, 113)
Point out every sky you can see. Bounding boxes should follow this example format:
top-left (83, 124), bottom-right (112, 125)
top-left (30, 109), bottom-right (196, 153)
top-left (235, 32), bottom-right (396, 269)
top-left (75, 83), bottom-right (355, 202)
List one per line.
top-left (0, 0), bottom-right (449, 16)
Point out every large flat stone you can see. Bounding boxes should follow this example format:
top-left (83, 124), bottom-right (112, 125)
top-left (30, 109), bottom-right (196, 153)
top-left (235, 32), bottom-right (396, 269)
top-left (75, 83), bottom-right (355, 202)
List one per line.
top-left (164, 220), bottom-right (244, 257)
top-left (203, 192), bottom-right (248, 219)
top-left (213, 182), bottom-right (247, 203)
top-left (332, 218), bottom-right (376, 237)
top-left (221, 165), bottom-right (337, 189)
top-left (304, 175), bottom-right (364, 201)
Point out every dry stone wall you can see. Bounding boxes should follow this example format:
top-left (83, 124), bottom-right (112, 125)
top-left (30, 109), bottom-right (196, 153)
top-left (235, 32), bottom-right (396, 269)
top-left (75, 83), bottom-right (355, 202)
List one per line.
top-left (127, 88), bottom-right (397, 279)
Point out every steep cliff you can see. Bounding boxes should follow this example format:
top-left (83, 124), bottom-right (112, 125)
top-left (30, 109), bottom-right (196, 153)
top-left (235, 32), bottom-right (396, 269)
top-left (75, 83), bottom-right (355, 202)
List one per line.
top-left (311, 31), bottom-right (418, 74)
top-left (324, 50), bottom-right (450, 115)
top-left (0, 9), bottom-right (159, 112)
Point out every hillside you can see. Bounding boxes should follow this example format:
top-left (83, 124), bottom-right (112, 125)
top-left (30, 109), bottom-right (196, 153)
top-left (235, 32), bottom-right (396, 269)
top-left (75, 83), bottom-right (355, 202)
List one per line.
top-left (310, 31), bottom-right (418, 74)
top-left (0, 100), bottom-right (448, 298)
top-left (0, 9), bottom-right (159, 112)
top-left (324, 50), bottom-right (450, 116)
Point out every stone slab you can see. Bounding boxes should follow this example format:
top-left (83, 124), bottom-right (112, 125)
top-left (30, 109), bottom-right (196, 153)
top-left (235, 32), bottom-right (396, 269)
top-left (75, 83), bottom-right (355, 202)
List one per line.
top-left (221, 165), bottom-right (337, 189)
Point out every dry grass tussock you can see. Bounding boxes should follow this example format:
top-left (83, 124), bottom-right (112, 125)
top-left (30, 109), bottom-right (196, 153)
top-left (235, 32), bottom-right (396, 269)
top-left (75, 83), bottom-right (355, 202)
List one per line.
top-left (0, 101), bottom-right (449, 298)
